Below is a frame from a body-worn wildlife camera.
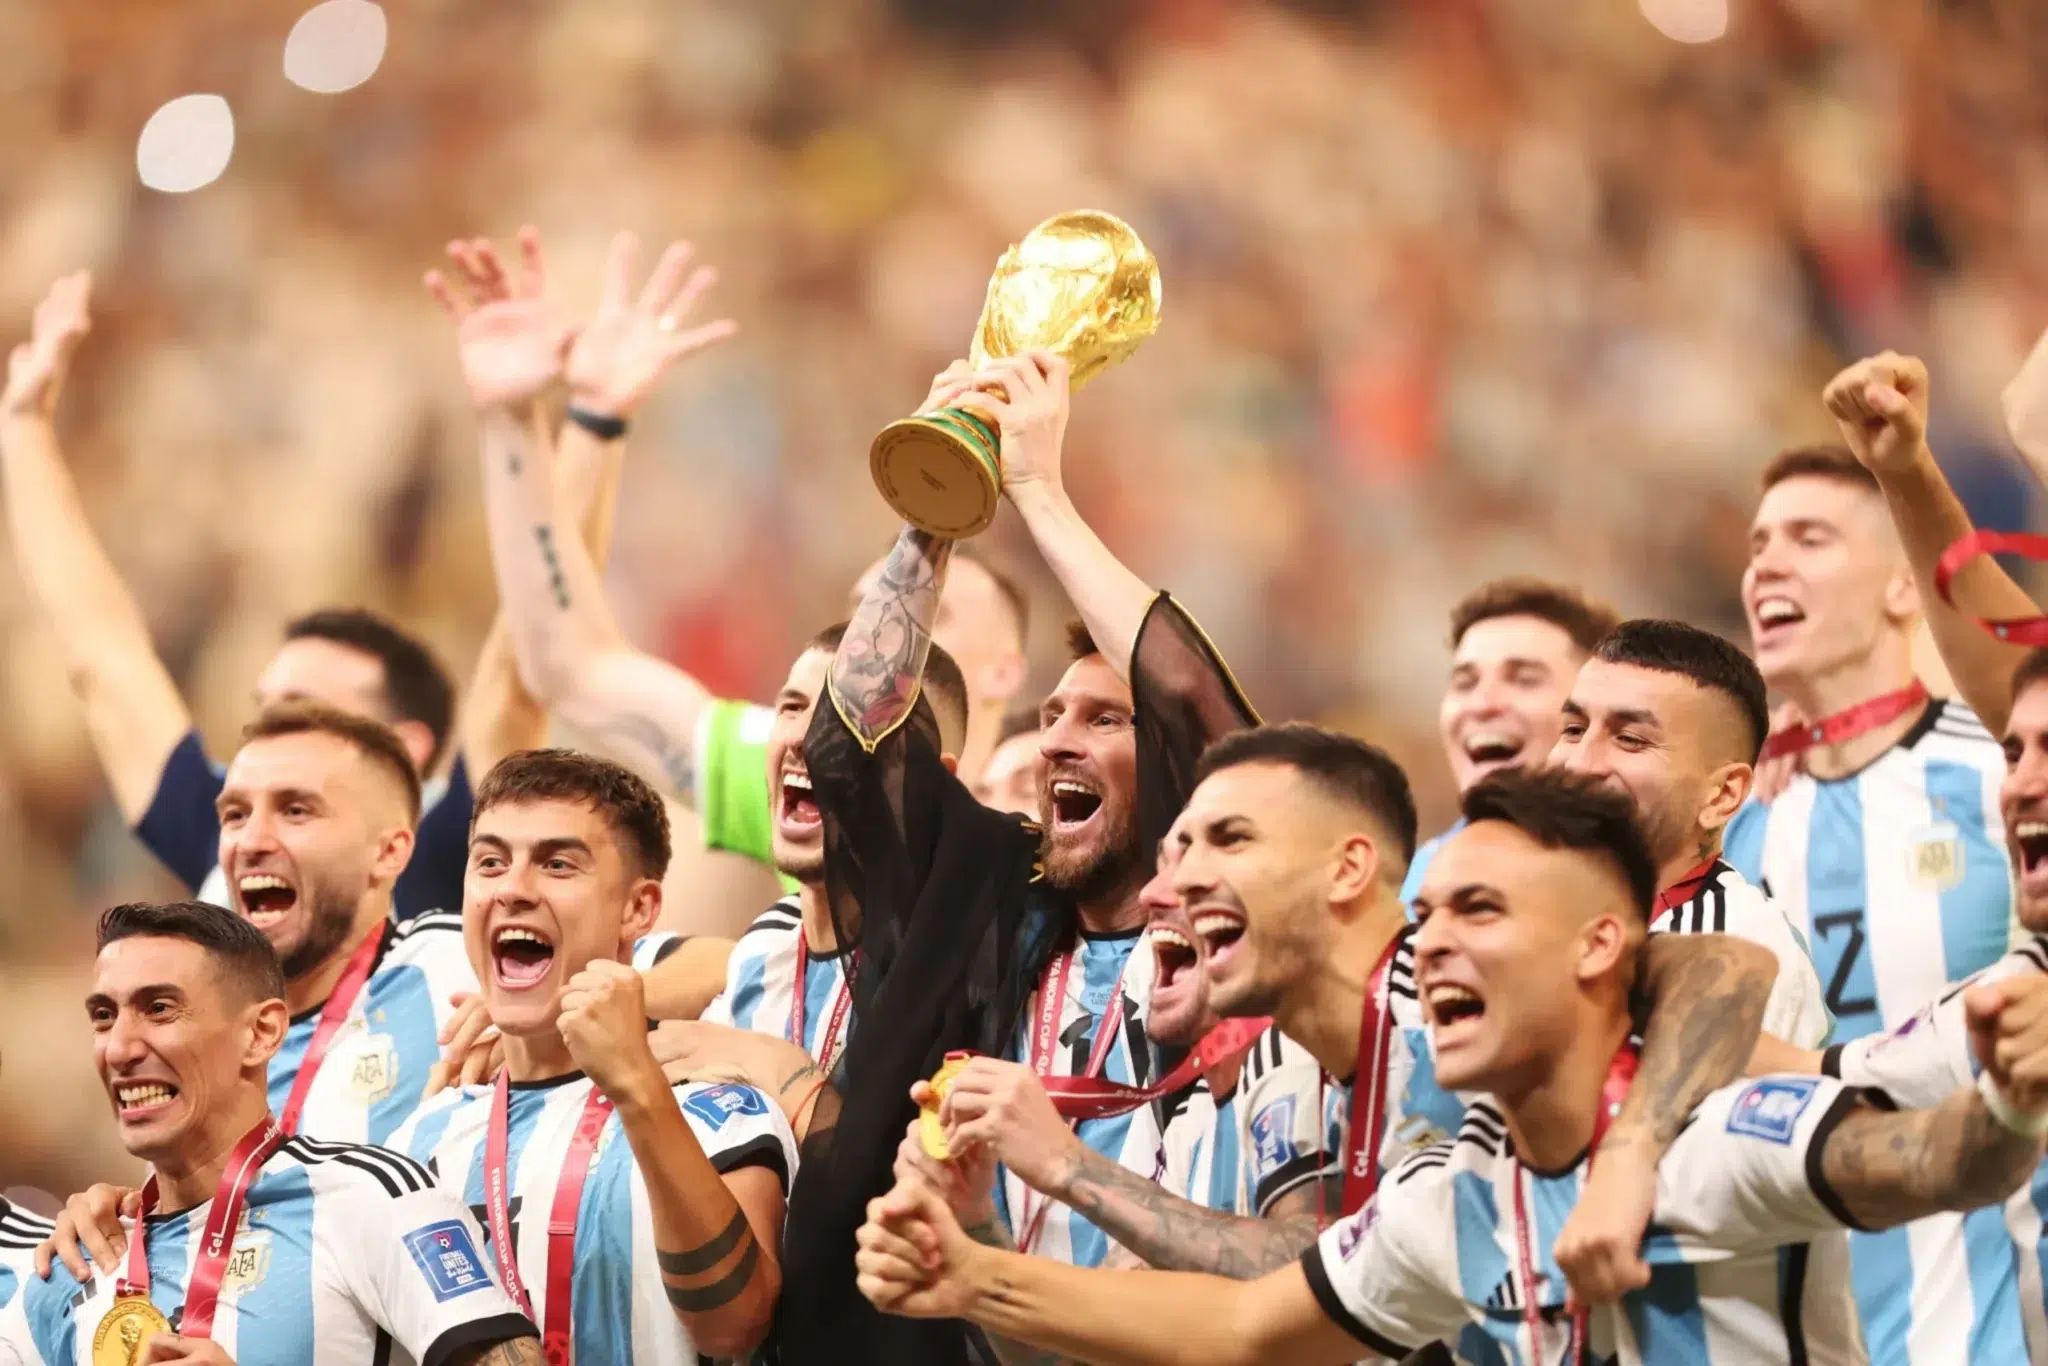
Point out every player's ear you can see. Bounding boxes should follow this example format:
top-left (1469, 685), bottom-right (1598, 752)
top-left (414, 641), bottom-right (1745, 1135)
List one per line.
top-left (1328, 830), bottom-right (1378, 911)
top-left (244, 997), bottom-right (290, 1069)
top-left (620, 877), bottom-right (662, 943)
top-left (1883, 560), bottom-right (1921, 625)
top-left (1698, 761), bottom-right (1751, 835)
top-left (373, 824), bottom-right (416, 889)
top-left (1574, 913), bottom-right (1632, 984)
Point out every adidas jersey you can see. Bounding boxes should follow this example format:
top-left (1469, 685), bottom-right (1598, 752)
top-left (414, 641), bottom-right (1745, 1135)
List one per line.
top-left (1827, 932), bottom-right (2046, 1363)
top-left (1724, 698), bottom-right (2020, 1364)
top-left (0, 1138), bottom-right (531, 1366)
top-left (699, 899), bottom-right (855, 1066)
top-left (0, 1200), bottom-right (54, 1318)
top-left (269, 915), bottom-right (477, 1145)
top-left (1301, 1076), bottom-right (1866, 1365)
top-left (1658, 860), bottom-right (1832, 1048)
top-left (393, 1073), bottom-right (796, 1365)
top-left (1155, 1078), bottom-right (1248, 1218)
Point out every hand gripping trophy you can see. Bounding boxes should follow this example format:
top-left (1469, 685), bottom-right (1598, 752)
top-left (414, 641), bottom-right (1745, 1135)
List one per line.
top-left (869, 210), bottom-right (1162, 538)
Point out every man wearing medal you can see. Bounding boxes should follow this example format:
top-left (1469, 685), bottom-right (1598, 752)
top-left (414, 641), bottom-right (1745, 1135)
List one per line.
top-left (855, 767), bottom-right (2048, 1365)
top-left (0, 900), bottom-right (538, 1366)
top-left (1724, 369), bottom-right (2027, 1365)
top-left (391, 750), bottom-right (796, 1365)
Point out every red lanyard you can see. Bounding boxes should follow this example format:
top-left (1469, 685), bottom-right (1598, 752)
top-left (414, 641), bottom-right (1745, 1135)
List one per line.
top-left (277, 923), bottom-right (387, 1135)
top-left (1332, 933), bottom-right (1404, 1221)
top-left (1650, 859), bottom-right (1718, 927)
top-left (788, 932), bottom-right (857, 1075)
top-left (1016, 942), bottom-right (1131, 1253)
top-left (1935, 529), bottom-right (2048, 645)
top-left (1042, 1015), bottom-right (1271, 1121)
top-left (122, 1117), bottom-right (283, 1337)
top-left (1757, 681), bottom-right (1928, 764)
top-left (485, 1073), bottom-right (616, 1366)
top-left (1510, 1045), bottom-right (1638, 1364)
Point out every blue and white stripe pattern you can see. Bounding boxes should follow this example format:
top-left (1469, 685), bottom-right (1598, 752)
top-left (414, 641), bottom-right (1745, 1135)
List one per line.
top-left (699, 899), bottom-right (856, 1065)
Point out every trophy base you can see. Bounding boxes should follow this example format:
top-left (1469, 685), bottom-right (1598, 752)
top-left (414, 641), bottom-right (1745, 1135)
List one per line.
top-left (870, 407), bottom-right (1002, 539)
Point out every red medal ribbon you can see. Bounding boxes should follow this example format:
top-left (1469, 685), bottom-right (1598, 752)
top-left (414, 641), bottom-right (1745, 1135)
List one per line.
top-left (277, 923), bottom-right (387, 1135)
top-left (789, 932), bottom-right (857, 1076)
top-left (1337, 933), bottom-right (1405, 1219)
top-left (1935, 529), bottom-right (2048, 646)
top-left (1756, 680), bottom-right (1928, 764)
top-left (1015, 942), bottom-right (1132, 1253)
top-left (1510, 1044), bottom-right (1639, 1364)
top-left (1649, 859), bottom-right (1718, 926)
top-left (1042, 1015), bottom-right (1273, 1121)
top-left (485, 1072), bottom-right (616, 1366)
top-left (121, 1116), bottom-right (284, 1337)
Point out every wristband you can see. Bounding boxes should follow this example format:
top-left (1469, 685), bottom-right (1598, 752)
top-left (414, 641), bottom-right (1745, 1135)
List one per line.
top-left (1977, 1069), bottom-right (2048, 1137)
top-left (566, 404), bottom-right (629, 441)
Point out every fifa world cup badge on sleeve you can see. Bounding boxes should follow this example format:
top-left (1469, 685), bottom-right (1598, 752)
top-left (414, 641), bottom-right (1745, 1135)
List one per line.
top-left (92, 1298), bottom-right (173, 1366)
top-left (869, 210), bottom-right (1162, 539)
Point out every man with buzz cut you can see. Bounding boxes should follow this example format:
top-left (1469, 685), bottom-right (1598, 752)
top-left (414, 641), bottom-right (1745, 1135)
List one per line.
top-left (1, 899), bottom-right (541, 1366)
top-left (856, 766), bottom-right (2048, 1365)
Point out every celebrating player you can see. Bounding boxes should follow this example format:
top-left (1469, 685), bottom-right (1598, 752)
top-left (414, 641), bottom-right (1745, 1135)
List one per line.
top-left (393, 750), bottom-right (795, 1362)
top-left (1407, 579), bottom-right (1620, 900)
top-left (1, 901), bottom-right (539, 1366)
top-left (856, 767), bottom-right (2047, 1364)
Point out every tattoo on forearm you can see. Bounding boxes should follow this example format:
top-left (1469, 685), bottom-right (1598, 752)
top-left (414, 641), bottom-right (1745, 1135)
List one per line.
top-left (1824, 1090), bottom-right (2044, 1228)
top-left (963, 1220), bottom-right (1074, 1366)
top-left (662, 1235), bottom-right (760, 1312)
top-left (1623, 938), bottom-right (1772, 1149)
top-left (778, 1062), bottom-right (821, 1095)
top-left (474, 1336), bottom-right (545, 1366)
top-left (657, 1209), bottom-right (750, 1276)
top-left (833, 527), bottom-right (952, 743)
top-left (1058, 1145), bottom-right (1319, 1279)
top-left (589, 710), bottom-right (696, 804)
top-left (533, 525), bottom-right (571, 611)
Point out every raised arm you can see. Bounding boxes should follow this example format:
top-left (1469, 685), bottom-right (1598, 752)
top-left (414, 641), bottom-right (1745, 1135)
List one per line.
top-left (830, 524), bottom-right (954, 748)
top-left (0, 272), bottom-right (192, 821)
top-left (1823, 352), bottom-right (2037, 734)
top-left (435, 228), bottom-right (734, 803)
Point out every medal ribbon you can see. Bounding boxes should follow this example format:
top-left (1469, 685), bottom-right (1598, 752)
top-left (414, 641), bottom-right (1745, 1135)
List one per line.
top-left (278, 923), bottom-right (387, 1135)
top-left (1756, 681), bottom-right (1928, 764)
top-left (788, 932), bottom-right (858, 1076)
top-left (1015, 943), bottom-right (1131, 1254)
top-left (120, 1116), bottom-right (284, 1337)
top-left (1649, 859), bottom-right (1718, 927)
top-left (1510, 1044), bottom-right (1638, 1364)
top-left (1041, 1015), bottom-right (1273, 1121)
top-left (485, 1073), bottom-right (616, 1366)
top-left (1935, 529), bottom-right (2048, 646)
top-left (1337, 933), bottom-right (1405, 1219)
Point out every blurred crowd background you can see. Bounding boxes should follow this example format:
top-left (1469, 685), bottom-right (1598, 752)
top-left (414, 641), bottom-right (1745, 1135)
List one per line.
top-left (3, 0), bottom-right (2048, 1197)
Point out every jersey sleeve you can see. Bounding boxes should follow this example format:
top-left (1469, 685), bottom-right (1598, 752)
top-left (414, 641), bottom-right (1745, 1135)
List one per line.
top-left (395, 756), bottom-right (473, 923)
top-left (1721, 889), bottom-right (1833, 1048)
top-left (131, 730), bottom-right (225, 892)
top-left (694, 699), bottom-right (776, 864)
top-left (1128, 594), bottom-right (1260, 857)
top-left (631, 932), bottom-right (686, 971)
top-left (1237, 1032), bottom-right (1335, 1215)
top-left (675, 1083), bottom-right (800, 1193)
top-left (1651, 1075), bottom-right (1871, 1253)
top-left (1824, 981), bottom-right (1980, 1108)
top-left (1297, 1155), bottom-right (1467, 1358)
top-left (331, 1159), bottom-right (536, 1366)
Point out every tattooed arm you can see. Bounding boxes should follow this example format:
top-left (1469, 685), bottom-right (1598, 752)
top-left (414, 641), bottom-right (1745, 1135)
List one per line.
top-left (1555, 932), bottom-right (1776, 1304)
top-left (453, 1338), bottom-right (546, 1366)
top-left (830, 524), bottom-right (954, 748)
top-left (1820, 1085), bottom-right (2044, 1229)
top-left (1047, 1144), bottom-right (1329, 1279)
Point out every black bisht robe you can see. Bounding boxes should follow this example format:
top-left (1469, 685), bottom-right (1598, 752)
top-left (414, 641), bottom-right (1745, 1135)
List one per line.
top-left (772, 594), bottom-right (1258, 1366)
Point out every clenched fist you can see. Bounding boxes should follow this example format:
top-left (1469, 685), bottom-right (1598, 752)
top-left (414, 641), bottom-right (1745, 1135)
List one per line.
top-left (559, 960), bottom-right (659, 1099)
top-left (1822, 352), bottom-right (1931, 477)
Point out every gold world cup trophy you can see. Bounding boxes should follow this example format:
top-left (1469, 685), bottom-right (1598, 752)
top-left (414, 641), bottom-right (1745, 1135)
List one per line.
top-left (869, 210), bottom-right (1163, 539)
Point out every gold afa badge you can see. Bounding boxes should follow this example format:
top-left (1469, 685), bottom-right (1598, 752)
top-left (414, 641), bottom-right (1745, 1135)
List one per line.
top-left (92, 1297), bottom-right (172, 1366)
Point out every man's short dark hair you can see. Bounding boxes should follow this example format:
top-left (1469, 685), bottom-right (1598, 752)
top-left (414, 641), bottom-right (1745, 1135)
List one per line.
top-left (473, 749), bottom-right (673, 881)
top-left (1448, 579), bottom-right (1620, 655)
top-left (1065, 619), bottom-right (1099, 663)
top-left (1759, 443), bottom-right (1881, 497)
top-left (284, 609), bottom-right (456, 772)
top-left (97, 900), bottom-right (286, 1005)
top-left (1591, 619), bottom-right (1771, 763)
top-left (805, 622), bottom-right (970, 752)
top-left (1195, 723), bottom-right (1419, 875)
top-left (955, 547), bottom-right (1030, 649)
top-left (2012, 649), bottom-right (2048, 717)
top-left (242, 700), bottom-right (424, 823)
top-left (1461, 768), bottom-right (1658, 922)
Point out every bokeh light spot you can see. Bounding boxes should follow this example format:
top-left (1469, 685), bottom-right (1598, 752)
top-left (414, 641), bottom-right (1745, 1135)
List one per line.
top-left (135, 94), bottom-right (235, 193)
top-left (284, 0), bottom-right (388, 94)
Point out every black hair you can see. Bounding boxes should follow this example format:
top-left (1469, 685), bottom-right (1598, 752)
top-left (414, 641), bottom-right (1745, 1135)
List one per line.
top-left (283, 609), bottom-right (456, 772)
top-left (1449, 578), bottom-right (1620, 654)
top-left (1590, 619), bottom-right (1771, 763)
top-left (1195, 723), bottom-right (1419, 872)
top-left (97, 900), bottom-right (287, 1005)
top-left (1460, 768), bottom-right (1658, 922)
top-left (473, 748), bottom-right (673, 881)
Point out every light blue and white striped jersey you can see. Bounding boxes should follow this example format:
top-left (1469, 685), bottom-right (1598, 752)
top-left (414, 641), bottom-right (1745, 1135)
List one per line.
top-left (699, 899), bottom-right (854, 1065)
top-left (0, 1138), bottom-right (531, 1366)
top-left (393, 1073), bottom-right (797, 1366)
top-left (1829, 931), bottom-right (2047, 1363)
top-left (268, 915), bottom-right (477, 1146)
top-left (0, 1200), bottom-right (54, 1322)
top-left (1661, 860), bottom-right (1832, 1048)
top-left (1724, 698), bottom-right (2020, 1364)
top-left (1155, 1079), bottom-right (1248, 1217)
top-left (1302, 1077), bottom-right (1865, 1364)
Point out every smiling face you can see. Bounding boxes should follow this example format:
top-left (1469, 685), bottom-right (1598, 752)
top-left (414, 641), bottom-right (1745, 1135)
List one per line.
top-left (1139, 839), bottom-right (1214, 1047)
top-left (463, 798), bottom-right (659, 1037)
top-left (1439, 616), bottom-right (1585, 793)
top-left (88, 936), bottom-right (280, 1164)
top-left (767, 648), bottom-right (832, 886)
top-left (1744, 475), bottom-right (1914, 689)
top-left (2002, 681), bottom-right (2048, 932)
top-left (1037, 655), bottom-right (1142, 902)
top-left (1411, 821), bottom-right (1637, 1096)
top-left (217, 731), bottom-right (414, 981)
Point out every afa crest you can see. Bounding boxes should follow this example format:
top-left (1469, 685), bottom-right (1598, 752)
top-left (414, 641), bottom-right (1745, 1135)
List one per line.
top-left (1907, 823), bottom-right (1963, 893)
top-left (349, 1034), bottom-right (399, 1103)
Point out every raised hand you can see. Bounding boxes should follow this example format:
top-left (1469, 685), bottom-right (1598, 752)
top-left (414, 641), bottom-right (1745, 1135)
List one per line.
top-left (934, 1055), bottom-right (1077, 1195)
top-left (558, 959), bottom-right (659, 1097)
top-left (893, 1114), bottom-right (998, 1229)
top-left (425, 227), bottom-right (576, 411)
top-left (1823, 351), bottom-right (1931, 477)
top-left (916, 359), bottom-right (978, 415)
top-left (1970, 975), bottom-right (2048, 1116)
top-left (565, 232), bottom-right (736, 420)
top-left (33, 1181), bottom-right (137, 1282)
top-left (968, 350), bottom-right (1073, 497)
top-left (427, 992), bottom-right (503, 1097)
top-left (2, 271), bottom-right (92, 421)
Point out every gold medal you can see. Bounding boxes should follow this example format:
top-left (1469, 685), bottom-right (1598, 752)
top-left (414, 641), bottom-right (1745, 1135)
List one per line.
top-left (918, 1055), bottom-right (972, 1160)
top-left (92, 1297), bottom-right (173, 1366)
